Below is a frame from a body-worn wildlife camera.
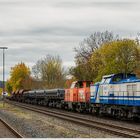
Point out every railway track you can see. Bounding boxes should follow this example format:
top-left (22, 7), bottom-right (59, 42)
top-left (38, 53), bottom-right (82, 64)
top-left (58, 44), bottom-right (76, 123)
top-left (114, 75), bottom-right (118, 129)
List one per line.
top-left (7, 100), bottom-right (140, 138)
top-left (0, 117), bottom-right (23, 138)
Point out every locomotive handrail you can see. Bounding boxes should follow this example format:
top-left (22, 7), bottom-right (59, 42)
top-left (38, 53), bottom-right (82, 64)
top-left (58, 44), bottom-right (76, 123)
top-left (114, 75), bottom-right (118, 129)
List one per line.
top-left (109, 91), bottom-right (140, 96)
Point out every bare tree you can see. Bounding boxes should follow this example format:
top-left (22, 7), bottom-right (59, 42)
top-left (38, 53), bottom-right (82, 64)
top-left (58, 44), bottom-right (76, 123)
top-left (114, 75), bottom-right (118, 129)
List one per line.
top-left (70, 31), bottom-right (119, 81)
top-left (32, 55), bottom-right (66, 89)
top-left (75, 31), bottom-right (119, 64)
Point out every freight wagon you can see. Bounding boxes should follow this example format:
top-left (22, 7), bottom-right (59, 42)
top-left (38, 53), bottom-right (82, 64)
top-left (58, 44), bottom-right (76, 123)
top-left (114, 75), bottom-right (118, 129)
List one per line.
top-left (22, 89), bottom-right (65, 108)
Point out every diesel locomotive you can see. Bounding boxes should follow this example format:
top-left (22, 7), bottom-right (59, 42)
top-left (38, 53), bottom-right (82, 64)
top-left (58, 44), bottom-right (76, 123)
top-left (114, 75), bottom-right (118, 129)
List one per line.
top-left (90, 73), bottom-right (140, 118)
top-left (7, 73), bottom-right (140, 119)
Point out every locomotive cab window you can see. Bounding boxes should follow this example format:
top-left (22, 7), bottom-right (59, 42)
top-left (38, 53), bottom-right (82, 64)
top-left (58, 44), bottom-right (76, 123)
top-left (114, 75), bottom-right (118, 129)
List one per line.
top-left (77, 82), bottom-right (83, 88)
top-left (86, 82), bottom-right (91, 87)
top-left (70, 82), bottom-right (77, 88)
top-left (112, 74), bottom-right (123, 83)
top-left (126, 74), bottom-right (136, 79)
top-left (101, 78), bottom-right (106, 84)
top-left (101, 77), bottom-right (111, 84)
top-left (70, 82), bottom-right (83, 88)
top-left (104, 78), bottom-right (111, 84)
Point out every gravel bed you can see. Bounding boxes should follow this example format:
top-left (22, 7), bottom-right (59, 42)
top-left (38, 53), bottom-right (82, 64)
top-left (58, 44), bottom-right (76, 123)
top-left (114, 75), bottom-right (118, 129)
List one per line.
top-left (20, 102), bottom-right (140, 130)
top-left (0, 101), bottom-right (118, 138)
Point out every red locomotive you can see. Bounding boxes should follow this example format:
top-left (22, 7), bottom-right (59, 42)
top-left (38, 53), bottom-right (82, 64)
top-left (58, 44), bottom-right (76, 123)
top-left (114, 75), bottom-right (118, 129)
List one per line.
top-left (64, 81), bottom-right (92, 112)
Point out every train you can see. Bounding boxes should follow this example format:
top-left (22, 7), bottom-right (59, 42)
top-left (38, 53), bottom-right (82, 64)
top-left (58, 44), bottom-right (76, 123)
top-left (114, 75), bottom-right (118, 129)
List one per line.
top-left (7, 73), bottom-right (140, 119)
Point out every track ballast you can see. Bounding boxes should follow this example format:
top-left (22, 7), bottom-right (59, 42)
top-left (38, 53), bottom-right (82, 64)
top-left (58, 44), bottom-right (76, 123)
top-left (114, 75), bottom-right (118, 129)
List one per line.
top-left (6, 100), bottom-right (140, 138)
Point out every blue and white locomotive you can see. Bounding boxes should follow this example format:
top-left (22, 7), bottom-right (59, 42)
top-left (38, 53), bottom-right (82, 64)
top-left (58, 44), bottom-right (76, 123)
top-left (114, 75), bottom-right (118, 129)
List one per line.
top-left (90, 73), bottom-right (140, 118)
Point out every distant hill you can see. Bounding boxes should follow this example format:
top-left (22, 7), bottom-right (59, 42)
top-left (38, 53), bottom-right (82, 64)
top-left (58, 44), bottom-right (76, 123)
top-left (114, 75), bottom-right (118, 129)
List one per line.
top-left (0, 81), bottom-right (6, 88)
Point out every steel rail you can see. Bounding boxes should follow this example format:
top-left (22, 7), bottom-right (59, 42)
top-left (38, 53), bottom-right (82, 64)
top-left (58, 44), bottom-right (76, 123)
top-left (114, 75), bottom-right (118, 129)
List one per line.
top-left (23, 104), bottom-right (140, 134)
top-left (7, 100), bottom-right (140, 138)
top-left (0, 117), bottom-right (23, 138)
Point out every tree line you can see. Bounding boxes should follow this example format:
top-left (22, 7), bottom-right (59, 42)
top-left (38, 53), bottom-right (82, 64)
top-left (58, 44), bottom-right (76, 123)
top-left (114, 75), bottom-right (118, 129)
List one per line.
top-left (70, 31), bottom-right (140, 82)
top-left (6, 55), bottom-right (66, 93)
top-left (6, 31), bottom-right (140, 93)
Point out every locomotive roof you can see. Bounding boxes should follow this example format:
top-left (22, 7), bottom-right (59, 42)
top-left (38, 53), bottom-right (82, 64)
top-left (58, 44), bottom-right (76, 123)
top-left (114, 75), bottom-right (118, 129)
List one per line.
top-left (101, 73), bottom-right (140, 84)
top-left (102, 74), bottom-right (115, 79)
top-left (103, 73), bottom-right (136, 79)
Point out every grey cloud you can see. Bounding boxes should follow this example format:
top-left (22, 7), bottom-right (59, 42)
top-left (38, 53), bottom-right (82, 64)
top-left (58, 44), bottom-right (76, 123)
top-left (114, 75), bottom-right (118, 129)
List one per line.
top-left (55, 1), bottom-right (135, 8)
top-left (0, 41), bottom-right (76, 79)
top-left (0, 0), bottom-right (140, 80)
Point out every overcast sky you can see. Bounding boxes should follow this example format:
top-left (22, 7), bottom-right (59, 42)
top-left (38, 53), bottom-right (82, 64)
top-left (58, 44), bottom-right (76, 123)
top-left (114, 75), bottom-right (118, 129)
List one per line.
top-left (0, 0), bottom-right (140, 80)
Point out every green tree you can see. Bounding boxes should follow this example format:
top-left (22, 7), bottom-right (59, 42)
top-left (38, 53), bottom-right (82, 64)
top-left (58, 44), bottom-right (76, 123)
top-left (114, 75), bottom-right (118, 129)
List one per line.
top-left (71, 31), bottom-right (118, 80)
top-left (6, 80), bottom-right (13, 93)
top-left (134, 47), bottom-right (140, 77)
top-left (0, 88), bottom-right (3, 95)
top-left (90, 39), bottom-right (140, 81)
top-left (69, 62), bottom-right (94, 81)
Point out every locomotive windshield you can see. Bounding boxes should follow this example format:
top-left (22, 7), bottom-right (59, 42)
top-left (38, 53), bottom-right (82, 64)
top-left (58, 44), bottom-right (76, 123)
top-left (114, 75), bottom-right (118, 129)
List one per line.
top-left (112, 74), bottom-right (123, 82)
top-left (101, 77), bottom-right (111, 84)
top-left (70, 81), bottom-right (91, 88)
top-left (126, 74), bottom-right (136, 79)
top-left (86, 82), bottom-right (91, 87)
top-left (111, 73), bottom-right (136, 82)
top-left (70, 82), bottom-right (76, 88)
top-left (70, 81), bottom-right (83, 88)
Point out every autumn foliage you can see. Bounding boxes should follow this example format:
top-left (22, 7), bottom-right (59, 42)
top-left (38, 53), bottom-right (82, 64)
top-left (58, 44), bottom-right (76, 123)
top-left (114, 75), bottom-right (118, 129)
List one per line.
top-left (6, 62), bottom-right (31, 93)
top-left (71, 32), bottom-right (140, 82)
top-left (90, 39), bottom-right (140, 81)
top-left (32, 55), bottom-right (66, 89)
